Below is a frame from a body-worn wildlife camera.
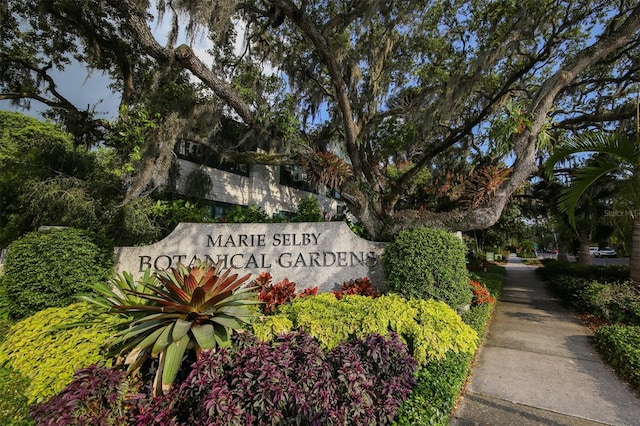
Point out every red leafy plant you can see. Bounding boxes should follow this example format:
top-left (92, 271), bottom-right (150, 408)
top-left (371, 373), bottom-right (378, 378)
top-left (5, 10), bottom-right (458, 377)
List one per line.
top-left (469, 280), bottom-right (495, 306)
top-left (333, 277), bottom-right (378, 299)
top-left (255, 272), bottom-right (318, 314)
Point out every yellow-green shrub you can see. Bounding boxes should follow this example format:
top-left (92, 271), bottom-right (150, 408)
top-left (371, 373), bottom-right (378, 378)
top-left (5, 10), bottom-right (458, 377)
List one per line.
top-left (253, 293), bottom-right (477, 365)
top-left (252, 314), bottom-right (293, 342)
top-left (0, 302), bottom-right (126, 403)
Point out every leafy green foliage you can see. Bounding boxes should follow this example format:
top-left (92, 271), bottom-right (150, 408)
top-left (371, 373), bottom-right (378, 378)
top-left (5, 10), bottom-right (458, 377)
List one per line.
top-left (251, 314), bottom-right (294, 342)
top-left (104, 106), bottom-right (159, 175)
top-left (0, 367), bottom-right (34, 426)
top-left (0, 302), bottom-right (126, 404)
top-left (594, 325), bottom-right (640, 392)
top-left (221, 205), bottom-right (272, 223)
top-left (1, 228), bottom-right (114, 319)
top-left (0, 112), bottom-right (127, 246)
top-left (150, 199), bottom-right (215, 228)
top-left (395, 263), bottom-right (504, 425)
top-left (79, 268), bottom-right (159, 310)
top-left (383, 227), bottom-right (472, 309)
top-left (538, 261), bottom-right (640, 324)
top-left (108, 259), bottom-right (258, 394)
top-left (545, 132), bottom-right (639, 228)
top-left (394, 351), bottom-right (473, 426)
top-left (537, 260), bottom-right (629, 283)
top-left (254, 293), bottom-right (477, 365)
top-left (291, 194), bottom-right (324, 222)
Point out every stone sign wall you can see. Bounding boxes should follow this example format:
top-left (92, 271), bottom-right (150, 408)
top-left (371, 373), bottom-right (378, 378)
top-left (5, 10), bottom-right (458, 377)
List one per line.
top-left (114, 222), bottom-right (386, 293)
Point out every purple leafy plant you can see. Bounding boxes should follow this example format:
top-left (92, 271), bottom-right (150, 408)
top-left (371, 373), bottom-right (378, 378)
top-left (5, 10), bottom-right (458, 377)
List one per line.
top-left (34, 331), bottom-right (418, 425)
top-left (30, 365), bottom-right (133, 426)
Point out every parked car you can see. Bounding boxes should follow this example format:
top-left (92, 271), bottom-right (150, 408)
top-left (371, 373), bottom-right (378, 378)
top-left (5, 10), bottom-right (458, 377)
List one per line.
top-left (595, 247), bottom-right (617, 258)
top-left (589, 246), bottom-right (599, 256)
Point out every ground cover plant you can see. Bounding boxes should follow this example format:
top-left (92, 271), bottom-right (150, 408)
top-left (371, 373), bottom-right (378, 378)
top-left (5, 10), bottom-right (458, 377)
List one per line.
top-left (594, 325), bottom-right (640, 391)
top-left (0, 302), bottom-right (126, 404)
top-left (253, 293), bottom-right (478, 365)
top-left (30, 331), bottom-right (418, 425)
top-left (21, 265), bottom-right (503, 426)
top-left (539, 260), bottom-right (640, 393)
top-left (0, 366), bottom-right (33, 426)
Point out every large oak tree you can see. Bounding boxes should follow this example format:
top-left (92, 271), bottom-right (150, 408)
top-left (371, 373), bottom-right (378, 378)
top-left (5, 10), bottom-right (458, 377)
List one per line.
top-left (2, 0), bottom-right (639, 241)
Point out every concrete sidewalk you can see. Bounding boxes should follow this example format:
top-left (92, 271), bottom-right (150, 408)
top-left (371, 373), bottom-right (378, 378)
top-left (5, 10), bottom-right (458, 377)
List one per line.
top-left (451, 255), bottom-right (640, 425)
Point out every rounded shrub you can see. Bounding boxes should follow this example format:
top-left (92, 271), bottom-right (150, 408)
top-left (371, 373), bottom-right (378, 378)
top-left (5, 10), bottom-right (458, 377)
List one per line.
top-left (0, 302), bottom-right (126, 404)
top-left (382, 227), bottom-right (472, 309)
top-left (1, 227), bottom-right (114, 318)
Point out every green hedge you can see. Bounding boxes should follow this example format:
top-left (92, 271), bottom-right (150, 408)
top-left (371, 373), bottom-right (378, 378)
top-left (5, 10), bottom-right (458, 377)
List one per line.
top-left (394, 264), bottom-right (504, 425)
top-left (539, 262), bottom-right (640, 325)
top-left (594, 325), bottom-right (640, 392)
top-left (393, 351), bottom-right (473, 425)
top-left (382, 227), bottom-right (472, 310)
top-left (537, 260), bottom-right (629, 283)
top-left (1, 228), bottom-right (114, 319)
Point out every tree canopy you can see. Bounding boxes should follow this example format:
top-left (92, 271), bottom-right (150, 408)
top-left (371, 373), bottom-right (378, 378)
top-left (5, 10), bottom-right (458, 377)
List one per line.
top-left (1, 0), bottom-right (639, 241)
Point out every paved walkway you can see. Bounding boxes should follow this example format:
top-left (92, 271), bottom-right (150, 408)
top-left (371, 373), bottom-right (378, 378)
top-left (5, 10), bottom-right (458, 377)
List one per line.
top-left (451, 255), bottom-right (640, 425)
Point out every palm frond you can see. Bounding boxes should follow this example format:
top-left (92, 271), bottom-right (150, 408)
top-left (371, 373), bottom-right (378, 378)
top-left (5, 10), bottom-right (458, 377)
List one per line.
top-left (558, 160), bottom-right (619, 226)
top-left (546, 131), bottom-right (638, 176)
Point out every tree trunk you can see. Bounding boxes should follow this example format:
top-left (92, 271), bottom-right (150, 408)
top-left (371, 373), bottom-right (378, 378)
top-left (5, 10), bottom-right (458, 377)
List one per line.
top-left (630, 218), bottom-right (640, 282)
top-left (577, 229), bottom-right (592, 266)
top-left (557, 241), bottom-right (570, 263)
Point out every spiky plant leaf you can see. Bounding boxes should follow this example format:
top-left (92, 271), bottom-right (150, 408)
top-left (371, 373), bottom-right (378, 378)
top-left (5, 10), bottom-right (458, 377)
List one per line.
top-left (211, 316), bottom-right (242, 329)
top-left (184, 274), bottom-right (199, 294)
top-left (191, 286), bottom-right (206, 308)
top-left (557, 159), bottom-right (620, 226)
top-left (162, 335), bottom-right (190, 390)
top-left (172, 319), bottom-right (192, 341)
top-left (112, 318), bottom-right (166, 345)
top-left (191, 323), bottom-right (216, 350)
top-left (132, 326), bottom-right (167, 352)
top-left (546, 131), bottom-right (640, 228)
top-left (152, 324), bottom-right (174, 356)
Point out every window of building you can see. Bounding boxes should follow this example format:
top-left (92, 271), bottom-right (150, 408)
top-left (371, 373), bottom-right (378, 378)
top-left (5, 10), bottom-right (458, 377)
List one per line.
top-left (174, 140), bottom-right (250, 176)
top-left (200, 200), bottom-right (244, 220)
top-left (279, 165), bottom-right (317, 193)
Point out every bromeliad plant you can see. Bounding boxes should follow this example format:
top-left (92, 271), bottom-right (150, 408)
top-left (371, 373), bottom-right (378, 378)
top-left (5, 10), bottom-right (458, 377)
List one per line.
top-left (79, 268), bottom-right (160, 310)
top-left (109, 259), bottom-right (258, 396)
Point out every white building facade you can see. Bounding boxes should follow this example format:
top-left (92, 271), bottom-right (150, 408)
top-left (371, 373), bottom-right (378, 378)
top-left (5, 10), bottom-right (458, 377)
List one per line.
top-left (173, 140), bottom-right (345, 220)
